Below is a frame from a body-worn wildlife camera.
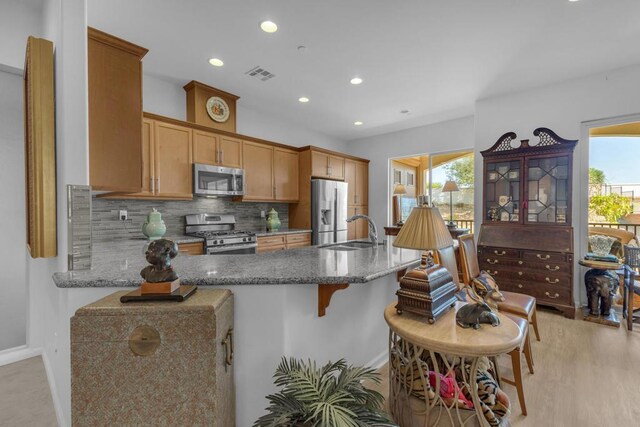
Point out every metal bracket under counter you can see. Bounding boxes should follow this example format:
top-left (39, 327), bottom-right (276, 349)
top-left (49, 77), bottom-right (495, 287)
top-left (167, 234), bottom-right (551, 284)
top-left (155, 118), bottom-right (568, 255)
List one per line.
top-left (317, 268), bottom-right (408, 317)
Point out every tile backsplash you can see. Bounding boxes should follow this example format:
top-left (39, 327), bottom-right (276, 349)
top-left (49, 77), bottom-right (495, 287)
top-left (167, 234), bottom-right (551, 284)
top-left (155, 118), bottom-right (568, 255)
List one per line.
top-left (92, 197), bottom-right (289, 243)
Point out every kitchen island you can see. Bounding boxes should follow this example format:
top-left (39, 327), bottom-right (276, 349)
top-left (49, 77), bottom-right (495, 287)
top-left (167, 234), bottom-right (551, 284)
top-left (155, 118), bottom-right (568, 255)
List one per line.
top-left (53, 240), bottom-right (421, 426)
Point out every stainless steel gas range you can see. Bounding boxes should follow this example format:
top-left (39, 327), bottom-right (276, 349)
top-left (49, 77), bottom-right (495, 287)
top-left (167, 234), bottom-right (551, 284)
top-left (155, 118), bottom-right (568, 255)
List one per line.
top-left (185, 214), bottom-right (257, 255)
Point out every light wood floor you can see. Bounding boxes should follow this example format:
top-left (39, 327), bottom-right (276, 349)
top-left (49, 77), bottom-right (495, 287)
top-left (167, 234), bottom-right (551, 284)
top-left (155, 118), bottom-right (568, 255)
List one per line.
top-left (0, 356), bottom-right (57, 427)
top-left (367, 308), bottom-right (640, 427)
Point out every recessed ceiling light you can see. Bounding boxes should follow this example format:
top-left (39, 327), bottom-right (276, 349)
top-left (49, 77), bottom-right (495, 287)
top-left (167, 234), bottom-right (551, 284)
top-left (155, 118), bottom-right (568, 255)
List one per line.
top-left (350, 77), bottom-right (363, 85)
top-left (298, 97), bottom-right (309, 103)
top-left (354, 121), bottom-right (363, 126)
top-left (260, 20), bottom-right (278, 33)
top-left (208, 58), bottom-right (224, 67)
top-left (568, 0), bottom-right (580, 2)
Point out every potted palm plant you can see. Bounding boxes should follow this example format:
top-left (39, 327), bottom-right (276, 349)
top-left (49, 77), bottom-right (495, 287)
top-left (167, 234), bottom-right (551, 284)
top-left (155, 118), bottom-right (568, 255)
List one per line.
top-left (254, 357), bottom-right (396, 427)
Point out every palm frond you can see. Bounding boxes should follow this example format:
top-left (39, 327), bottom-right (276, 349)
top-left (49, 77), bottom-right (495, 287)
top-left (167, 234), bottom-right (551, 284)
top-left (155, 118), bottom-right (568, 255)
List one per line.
top-left (254, 357), bottom-right (394, 427)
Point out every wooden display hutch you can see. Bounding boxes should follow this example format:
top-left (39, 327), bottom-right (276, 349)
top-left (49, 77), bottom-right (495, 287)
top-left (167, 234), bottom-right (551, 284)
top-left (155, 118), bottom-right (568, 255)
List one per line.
top-left (478, 128), bottom-right (577, 318)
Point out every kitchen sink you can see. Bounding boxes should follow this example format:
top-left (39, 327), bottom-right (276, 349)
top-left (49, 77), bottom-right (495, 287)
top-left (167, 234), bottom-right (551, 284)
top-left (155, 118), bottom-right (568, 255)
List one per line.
top-left (320, 241), bottom-right (379, 250)
top-left (321, 245), bottom-right (360, 252)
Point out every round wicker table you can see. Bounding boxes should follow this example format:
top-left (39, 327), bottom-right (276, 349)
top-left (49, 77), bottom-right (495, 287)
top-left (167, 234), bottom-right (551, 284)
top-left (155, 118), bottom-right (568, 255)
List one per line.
top-left (384, 301), bottom-right (523, 427)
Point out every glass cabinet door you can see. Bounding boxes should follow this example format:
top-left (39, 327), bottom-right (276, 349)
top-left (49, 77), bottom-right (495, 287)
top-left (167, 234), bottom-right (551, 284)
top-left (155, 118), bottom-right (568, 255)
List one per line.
top-left (525, 155), bottom-right (570, 224)
top-left (485, 160), bottom-right (521, 223)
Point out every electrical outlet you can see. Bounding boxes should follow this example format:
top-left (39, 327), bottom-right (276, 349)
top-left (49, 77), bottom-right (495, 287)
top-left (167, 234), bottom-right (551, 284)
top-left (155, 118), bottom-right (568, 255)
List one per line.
top-left (119, 210), bottom-right (128, 221)
top-left (260, 210), bottom-right (266, 218)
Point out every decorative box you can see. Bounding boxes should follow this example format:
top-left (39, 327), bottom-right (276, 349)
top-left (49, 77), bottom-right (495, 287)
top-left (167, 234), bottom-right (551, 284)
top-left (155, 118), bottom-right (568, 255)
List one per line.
top-left (71, 289), bottom-right (234, 426)
top-left (396, 263), bottom-right (458, 323)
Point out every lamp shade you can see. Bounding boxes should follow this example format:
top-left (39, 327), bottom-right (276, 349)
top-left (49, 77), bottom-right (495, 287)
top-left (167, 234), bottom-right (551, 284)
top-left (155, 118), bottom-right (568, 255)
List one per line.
top-left (442, 180), bottom-right (460, 192)
top-left (393, 206), bottom-right (453, 250)
top-left (393, 184), bottom-right (407, 195)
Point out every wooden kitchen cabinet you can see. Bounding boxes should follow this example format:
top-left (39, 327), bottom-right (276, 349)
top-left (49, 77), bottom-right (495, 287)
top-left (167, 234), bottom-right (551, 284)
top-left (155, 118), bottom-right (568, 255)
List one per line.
top-left (178, 242), bottom-right (204, 255)
top-left (154, 121), bottom-right (193, 198)
top-left (311, 150), bottom-right (344, 180)
top-left (193, 131), bottom-right (242, 169)
top-left (88, 27), bottom-right (148, 193)
top-left (192, 130), bottom-right (219, 166)
top-left (242, 142), bottom-right (299, 202)
top-left (218, 136), bottom-right (243, 168)
top-left (345, 159), bottom-right (368, 205)
top-left (274, 147), bottom-right (299, 202)
top-left (243, 141), bottom-right (274, 201)
top-left (257, 232), bottom-right (311, 253)
top-left (98, 118), bottom-right (193, 200)
top-left (347, 206), bottom-right (369, 240)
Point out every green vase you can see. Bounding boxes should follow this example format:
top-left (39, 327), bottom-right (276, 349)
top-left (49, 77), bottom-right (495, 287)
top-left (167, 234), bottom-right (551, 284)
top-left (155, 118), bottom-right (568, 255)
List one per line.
top-left (266, 208), bottom-right (281, 232)
top-left (142, 208), bottom-right (167, 240)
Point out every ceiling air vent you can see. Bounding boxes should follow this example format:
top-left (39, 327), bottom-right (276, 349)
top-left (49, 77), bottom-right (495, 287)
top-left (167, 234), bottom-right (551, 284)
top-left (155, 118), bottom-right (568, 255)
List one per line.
top-left (245, 66), bottom-right (275, 82)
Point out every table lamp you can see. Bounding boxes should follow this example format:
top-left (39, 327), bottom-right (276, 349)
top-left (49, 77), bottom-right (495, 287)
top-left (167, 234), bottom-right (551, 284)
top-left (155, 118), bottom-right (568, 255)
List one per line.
top-left (392, 206), bottom-right (458, 323)
top-left (393, 184), bottom-right (407, 226)
top-left (442, 180), bottom-right (459, 229)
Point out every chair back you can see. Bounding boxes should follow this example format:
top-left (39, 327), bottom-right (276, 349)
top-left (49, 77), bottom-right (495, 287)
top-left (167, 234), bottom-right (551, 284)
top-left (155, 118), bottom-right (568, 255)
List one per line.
top-left (458, 234), bottom-right (480, 285)
top-left (434, 245), bottom-right (461, 289)
top-left (624, 245), bottom-right (640, 269)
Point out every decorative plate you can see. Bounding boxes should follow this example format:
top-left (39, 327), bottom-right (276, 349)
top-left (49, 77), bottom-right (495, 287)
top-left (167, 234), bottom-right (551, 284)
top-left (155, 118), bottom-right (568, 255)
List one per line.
top-left (206, 96), bottom-right (230, 122)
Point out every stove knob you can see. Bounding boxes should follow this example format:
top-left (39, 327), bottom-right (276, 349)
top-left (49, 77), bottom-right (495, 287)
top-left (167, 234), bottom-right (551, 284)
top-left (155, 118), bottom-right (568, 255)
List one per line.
top-left (212, 240), bottom-right (218, 245)
top-left (243, 237), bottom-right (247, 242)
top-left (220, 239), bottom-right (224, 244)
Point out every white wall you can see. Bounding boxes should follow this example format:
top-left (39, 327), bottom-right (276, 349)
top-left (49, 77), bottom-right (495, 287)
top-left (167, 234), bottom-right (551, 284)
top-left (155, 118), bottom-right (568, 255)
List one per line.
top-left (346, 116), bottom-right (475, 232)
top-left (0, 0), bottom-right (43, 70)
top-left (143, 73), bottom-right (347, 152)
top-left (473, 63), bottom-right (640, 306)
top-left (0, 69), bottom-right (27, 351)
top-left (21, 1), bottom-right (89, 425)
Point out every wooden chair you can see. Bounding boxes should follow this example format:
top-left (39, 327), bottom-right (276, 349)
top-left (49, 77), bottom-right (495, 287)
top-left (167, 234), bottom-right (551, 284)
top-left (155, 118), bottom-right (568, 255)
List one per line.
top-left (458, 234), bottom-right (541, 342)
top-left (435, 245), bottom-right (534, 415)
top-left (622, 245), bottom-right (640, 331)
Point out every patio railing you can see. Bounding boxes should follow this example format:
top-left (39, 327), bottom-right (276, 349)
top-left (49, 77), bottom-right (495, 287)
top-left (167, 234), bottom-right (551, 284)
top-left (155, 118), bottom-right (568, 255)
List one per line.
top-left (442, 221), bottom-right (640, 237)
top-left (455, 219), bottom-right (475, 234)
top-left (588, 222), bottom-right (640, 236)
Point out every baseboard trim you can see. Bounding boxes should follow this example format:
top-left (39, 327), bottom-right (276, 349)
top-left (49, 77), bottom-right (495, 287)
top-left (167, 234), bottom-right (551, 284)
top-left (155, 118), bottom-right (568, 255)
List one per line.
top-left (366, 349), bottom-right (388, 370)
top-left (42, 351), bottom-right (66, 427)
top-left (0, 345), bottom-right (42, 367)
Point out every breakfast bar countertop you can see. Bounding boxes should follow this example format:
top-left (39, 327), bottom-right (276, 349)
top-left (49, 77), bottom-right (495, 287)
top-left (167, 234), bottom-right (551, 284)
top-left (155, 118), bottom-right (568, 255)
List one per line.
top-left (53, 240), bottom-right (422, 288)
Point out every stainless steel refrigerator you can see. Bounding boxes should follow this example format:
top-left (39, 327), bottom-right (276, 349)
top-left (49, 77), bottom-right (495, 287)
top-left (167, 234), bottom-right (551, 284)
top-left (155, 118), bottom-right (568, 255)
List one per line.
top-left (311, 179), bottom-right (348, 245)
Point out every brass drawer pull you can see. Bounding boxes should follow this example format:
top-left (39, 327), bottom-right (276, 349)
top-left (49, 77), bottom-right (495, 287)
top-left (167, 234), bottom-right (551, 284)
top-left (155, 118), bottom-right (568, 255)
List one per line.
top-left (545, 264), bottom-right (560, 271)
top-left (536, 254), bottom-right (551, 260)
top-left (518, 260), bottom-right (523, 265)
top-left (486, 259), bottom-right (499, 265)
top-left (487, 270), bottom-right (498, 275)
top-left (494, 250), bottom-right (506, 256)
top-left (517, 284), bottom-right (524, 289)
top-left (518, 271), bottom-right (523, 276)
top-left (545, 277), bottom-right (560, 284)
top-left (222, 328), bottom-right (234, 371)
top-left (545, 291), bottom-right (560, 299)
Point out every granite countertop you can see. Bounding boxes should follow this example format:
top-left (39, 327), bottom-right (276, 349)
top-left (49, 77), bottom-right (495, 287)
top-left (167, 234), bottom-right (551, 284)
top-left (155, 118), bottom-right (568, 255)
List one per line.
top-left (251, 228), bottom-right (312, 237)
top-left (53, 239), bottom-right (422, 288)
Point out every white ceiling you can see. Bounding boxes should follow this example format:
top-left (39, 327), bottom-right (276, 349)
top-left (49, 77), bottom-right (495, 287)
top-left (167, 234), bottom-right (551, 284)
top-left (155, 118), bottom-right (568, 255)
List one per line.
top-left (87, 0), bottom-right (640, 141)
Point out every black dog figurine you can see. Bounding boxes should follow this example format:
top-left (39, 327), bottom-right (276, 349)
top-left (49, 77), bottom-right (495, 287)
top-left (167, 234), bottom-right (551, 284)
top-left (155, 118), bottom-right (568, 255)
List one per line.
top-left (140, 239), bottom-right (179, 283)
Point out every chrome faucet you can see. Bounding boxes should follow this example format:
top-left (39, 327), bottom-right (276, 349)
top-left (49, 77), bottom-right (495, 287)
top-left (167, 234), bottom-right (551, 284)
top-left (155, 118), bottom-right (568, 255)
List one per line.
top-left (346, 214), bottom-right (378, 246)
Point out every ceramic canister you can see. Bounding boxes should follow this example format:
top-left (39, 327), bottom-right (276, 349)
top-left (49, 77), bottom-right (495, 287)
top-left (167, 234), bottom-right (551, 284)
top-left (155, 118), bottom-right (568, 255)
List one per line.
top-left (142, 208), bottom-right (167, 240)
top-left (266, 208), bottom-right (281, 231)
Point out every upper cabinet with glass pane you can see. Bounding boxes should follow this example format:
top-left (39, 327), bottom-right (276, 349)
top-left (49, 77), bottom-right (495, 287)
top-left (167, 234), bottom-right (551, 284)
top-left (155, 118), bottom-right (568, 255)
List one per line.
top-left (480, 128), bottom-right (577, 227)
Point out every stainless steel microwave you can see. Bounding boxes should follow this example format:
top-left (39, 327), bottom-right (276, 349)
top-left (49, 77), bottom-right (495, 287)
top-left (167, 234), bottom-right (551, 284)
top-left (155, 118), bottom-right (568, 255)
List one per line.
top-left (193, 164), bottom-right (245, 197)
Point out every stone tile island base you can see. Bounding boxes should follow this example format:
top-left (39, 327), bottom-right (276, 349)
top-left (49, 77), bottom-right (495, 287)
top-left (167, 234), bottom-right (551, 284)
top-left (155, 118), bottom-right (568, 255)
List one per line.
top-left (71, 289), bottom-right (234, 426)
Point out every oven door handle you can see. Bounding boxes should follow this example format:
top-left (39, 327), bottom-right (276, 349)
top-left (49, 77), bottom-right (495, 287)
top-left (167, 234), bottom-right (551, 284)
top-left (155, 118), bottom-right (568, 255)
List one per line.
top-left (206, 243), bottom-right (258, 254)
